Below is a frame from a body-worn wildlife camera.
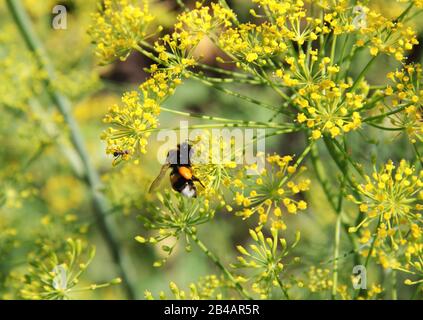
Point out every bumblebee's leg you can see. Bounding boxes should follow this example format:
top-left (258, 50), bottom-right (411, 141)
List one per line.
top-left (192, 175), bottom-right (205, 188)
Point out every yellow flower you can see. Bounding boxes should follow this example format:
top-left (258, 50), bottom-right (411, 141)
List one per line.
top-left (246, 52), bottom-right (258, 62)
top-left (370, 47), bottom-right (379, 56)
top-left (42, 176), bottom-right (83, 214)
top-left (102, 91), bottom-right (160, 163)
top-left (233, 154), bottom-right (310, 228)
top-left (384, 64), bottom-right (423, 143)
top-left (297, 113), bottom-right (307, 123)
top-left (349, 159), bottom-right (423, 250)
top-left (312, 130), bottom-right (322, 140)
top-left (233, 227), bottom-right (300, 298)
top-left (88, 0), bottom-right (155, 64)
top-left (219, 22), bottom-right (288, 68)
top-left (292, 79), bottom-right (365, 139)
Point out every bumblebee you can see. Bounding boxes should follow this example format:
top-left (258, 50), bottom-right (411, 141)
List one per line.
top-left (149, 142), bottom-right (204, 198)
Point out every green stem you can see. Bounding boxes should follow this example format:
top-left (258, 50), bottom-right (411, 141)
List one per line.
top-left (363, 104), bottom-right (409, 122)
top-left (396, 3), bottom-right (414, 22)
top-left (410, 283), bottom-right (423, 299)
top-left (140, 40), bottom-right (255, 80)
top-left (258, 69), bottom-right (291, 101)
top-left (392, 270), bottom-right (398, 300)
top-left (354, 217), bottom-right (381, 299)
top-left (329, 137), bottom-right (347, 300)
top-left (175, 0), bottom-right (188, 11)
top-left (349, 56), bottom-right (377, 94)
top-left (412, 142), bottom-right (423, 167)
top-left (133, 44), bottom-right (162, 64)
top-left (323, 137), bottom-right (357, 189)
top-left (331, 139), bottom-right (365, 177)
top-left (187, 231), bottom-right (253, 300)
top-left (6, 0), bottom-right (137, 299)
top-left (331, 174), bottom-right (344, 300)
top-left (310, 144), bottom-right (336, 208)
top-left (134, 44), bottom-right (284, 114)
top-left (331, 212), bottom-right (342, 300)
top-left (311, 144), bottom-right (361, 267)
top-left (366, 123), bottom-right (405, 131)
top-left (336, 34), bottom-right (350, 80)
top-left (196, 74), bottom-right (265, 85)
top-left (362, 227), bottom-right (377, 266)
top-left (235, 128), bottom-right (302, 156)
top-left (294, 141), bottom-right (314, 169)
top-left (70, 281), bottom-right (118, 293)
top-left (190, 73), bottom-right (282, 113)
top-left (161, 106), bottom-right (288, 127)
top-left (358, 93), bottom-right (385, 112)
top-left (146, 123), bottom-right (296, 133)
top-left (218, 0), bottom-right (238, 25)
top-left (330, 35), bottom-right (337, 64)
top-left (276, 277), bottom-right (290, 300)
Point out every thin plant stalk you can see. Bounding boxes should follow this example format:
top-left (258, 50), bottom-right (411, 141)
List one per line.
top-left (6, 0), bottom-right (137, 299)
top-left (187, 230), bottom-right (253, 300)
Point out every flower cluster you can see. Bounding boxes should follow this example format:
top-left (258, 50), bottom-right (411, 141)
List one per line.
top-left (102, 59), bottom-right (189, 165)
top-left (231, 228), bottom-right (300, 299)
top-left (20, 239), bottom-right (121, 300)
top-left (188, 130), bottom-right (238, 198)
top-left (233, 154), bottom-right (310, 230)
top-left (399, 241), bottom-right (423, 285)
top-left (0, 49), bottom-right (45, 111)
top-left (297, 266), bottom-right (383, 299)
top-left (0, 218), bottom-right (18, 293)
top-left (154, 2), bottom-right (234, 67)
top-left (103, 162), bottom-right (151, 215)
top-left (219, 22), bottom-right (289, 68)
top-left (176, 2), bottom-right (234, 45)
top-left (384, 64), bottom-right (422, 143)
top-left (42, 175), bottom-right (84, 215)
top-left (309, 1), bottom-right (418, 61)
top-left (0, 220), bottom-right (18, 257)
top-left (349, 160), bottom-right (423, 251)
top-left (357, 9), bottom-right (418, 61)
top-left (88, 0), bottom-right (154, 64)
top-left (102, 91), bottom-right (160, 164)
top-left (135, 192), bottom-right (214, 267)
top-left (303, 266), bottom-right (333, 294)
top-left (0, 179), bottom-right (36, 210)
top-left (295, 77), bottom-right (365, 139)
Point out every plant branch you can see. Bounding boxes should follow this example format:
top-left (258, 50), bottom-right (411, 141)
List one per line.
top-left (6, 0), bottom-right (137, 299)
top-left (187, 230), bottom-right (253, 300)
top-left (310, 143), bottom-right (361, 267)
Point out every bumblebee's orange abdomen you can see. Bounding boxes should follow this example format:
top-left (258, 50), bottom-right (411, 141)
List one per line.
top-left (178, 166), bottom-right (193, 180)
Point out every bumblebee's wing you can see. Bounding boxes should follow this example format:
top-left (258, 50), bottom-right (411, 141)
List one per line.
top-left (148, 164), bottom-right (171, 193)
